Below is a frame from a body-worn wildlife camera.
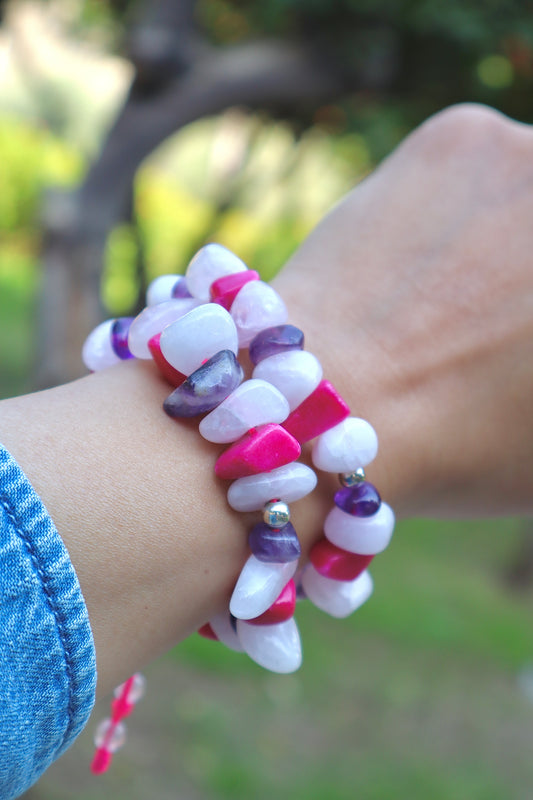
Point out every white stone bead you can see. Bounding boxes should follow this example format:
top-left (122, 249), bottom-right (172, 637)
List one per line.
top-left (324, 502), bottom-right (395, 555)
top-left (301, 565), bottom-right (373, 618)
top-left (128, 298), bottom-right (201, 359)
top-left (227, 463), bottom-right (317, 512)
top-left (185, 243), bottom-right (248, 301)
top-left (82, 320), bottom-right (120, 371)
top-left (229, 556), bottom-right (298, 620)
top-left (94, 719), bottom-right (126, 752)
top-left (160, 304), bottom-right (238, 376)
top-left (199, 379), bottom-right (290, 443)
top-left (237, 618), bottom-right (302, 673)
top-left (312, 417), bottom-right (379, 472)
top-left (252, 350), bottom-right (322, 411)
top-left (209, 611), bottom-right (244, 652)
top-left (230, 281), bottom-right (288, 348)
top-left (146, 274), bottom-right (182, 306)
top-left (113, 673), bottom-right (146, 704)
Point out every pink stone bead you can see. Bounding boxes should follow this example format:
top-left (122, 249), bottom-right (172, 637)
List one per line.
top-left (148, 334), bottom-right (186, 386)
top-left (247, 580), bottom-right (296, 626)
top-left (309, 539), bottom-right (374, 581)
top-left (210, 270), bottom-right (260, 310)
top-left (91, 747), bottom-right (113, 774)
top-left (282, 380), bottom-right (350, 444)
top-left (197, 622), bottom-right (218, 641)
top-left (230, 556), bottom-right (298, 619)
top-left (214, 423), bottom-right (301, 480)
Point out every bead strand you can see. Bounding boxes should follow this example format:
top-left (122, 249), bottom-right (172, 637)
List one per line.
top-left (81, 242), bottom-right (395, 771)
top-left (90, 674), bottom-right (145, 774)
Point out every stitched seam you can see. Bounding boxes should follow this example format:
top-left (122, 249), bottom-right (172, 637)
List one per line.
top-left (0, 493), bottom-right (76, 749)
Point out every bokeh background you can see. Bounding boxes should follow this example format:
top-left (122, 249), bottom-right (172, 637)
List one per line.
top-left (1, 1), bottom-right (533, 798)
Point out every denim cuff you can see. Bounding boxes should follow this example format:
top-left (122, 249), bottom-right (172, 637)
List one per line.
top-left (0, 444), bottom-right (97, 799)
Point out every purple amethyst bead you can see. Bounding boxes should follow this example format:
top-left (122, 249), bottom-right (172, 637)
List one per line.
top-left (248, 521), bottom-right (301, 563)
top-left (171, 276), bottom-right (192, 299)
top-left (163, 349), bottom-right (243, 418)
top-left (334, 482), bottom-right (381, 517)
top-left (248, 324), bottom-right (304, 365)
top-left (111, 317), bottom-right (135, 360)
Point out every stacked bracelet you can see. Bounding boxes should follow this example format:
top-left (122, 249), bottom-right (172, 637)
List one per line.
top-left (82, 243), bottom-right (395, 770)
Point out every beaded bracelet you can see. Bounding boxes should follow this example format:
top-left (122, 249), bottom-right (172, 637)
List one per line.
top-left (83, 243), bottom-right (395, 772)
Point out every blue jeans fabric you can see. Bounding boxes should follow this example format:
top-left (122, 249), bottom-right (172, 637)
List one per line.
top-left (0, 444), bottom-right (97, 799)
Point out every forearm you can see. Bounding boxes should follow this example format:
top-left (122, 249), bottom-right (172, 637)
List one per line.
top-left (2, 103), bottom-right (533, 700)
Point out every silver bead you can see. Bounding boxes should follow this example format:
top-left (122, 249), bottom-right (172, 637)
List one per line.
top-left (339, 468), bottom-right (366, 487)
top-left (263, 500), bottom-right (290, 528)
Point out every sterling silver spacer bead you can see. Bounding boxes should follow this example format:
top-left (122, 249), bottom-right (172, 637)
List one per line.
top-left (339, 468), bottom-right (366, 487)
top-left (263, 500), bottom-right (290, 528)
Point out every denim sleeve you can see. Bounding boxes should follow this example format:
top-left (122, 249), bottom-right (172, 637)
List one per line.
top-left (0, 444), bottom-right (97, 799)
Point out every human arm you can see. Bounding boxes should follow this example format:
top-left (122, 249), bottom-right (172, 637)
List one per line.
top-left (1, 101), bottom-right (532, 733)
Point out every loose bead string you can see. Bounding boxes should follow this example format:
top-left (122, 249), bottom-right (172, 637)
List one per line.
top-left (82, 243), bottom-right (395, 771)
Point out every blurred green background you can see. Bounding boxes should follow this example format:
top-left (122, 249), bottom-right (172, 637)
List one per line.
top-left (1, 1), bottom-right (532, 798)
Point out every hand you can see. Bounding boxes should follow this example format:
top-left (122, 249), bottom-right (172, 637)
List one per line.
top-left (1, 104), bottom-right (532, 696)
top-left (276, 103), bottom-right (533, 519)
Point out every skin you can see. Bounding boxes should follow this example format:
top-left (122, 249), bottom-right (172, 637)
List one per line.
top-left (0, 103), bottom-right (532, 698)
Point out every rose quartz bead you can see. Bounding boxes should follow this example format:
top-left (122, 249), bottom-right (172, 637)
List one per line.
top-left (214, 423), bottom-right (301, 480)
top-left (227, 462), bottom-right (317, 512)
top-left (309, 539), bottom-right (374, 581)
top-left (209, 611), bottom-right (244, 652)
top-left (146, 274), bottom-right (183, 305)
top-left (236, 617), bottom-right (302, 673)
top-left (128, 298), bottom-right (200, 359)
top-left (282, 380), bottom-right (350, 444)
top-left (324, 502), bottom-right (395, 555)
top-left (199, 379), bottom-right (290, 443)
top-left (229, 555), bottom-right (298, 619)
top-left (82, 320), bottom-right (120, 371)
top-left (160, 304), bottom-right (238, 376)
top-left (210, 270), bottom-right (260, 310)
top-left (185, 243), bottom-right (248, 301)
top-left (312, 417), bottom-right (379, 472)
top-left (148, 334), bottom-right (186, 386)
top-left (230, 281), bottom-right (288, 348)
top-left (252, 350), bottom-right (323, 411)
top-left (301, 565), bottom-right (373, 618)
top-left (247, 580), bottom-right (296, 626)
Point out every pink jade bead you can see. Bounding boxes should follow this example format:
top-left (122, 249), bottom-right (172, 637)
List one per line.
top-left (247, 580), bottom-right (296, 626)
top-left (309, 539), bottom-right (374, 582)
top-left (210, 270), bottom-right (260, 310)
top-left (282, 380), bottom-right (350, 444)
top-left (214, 423), bottom-right (301, 480)
top-left (148, 334), bottom-right (186, 386)
top-left (197, 622), bottom-right (218, 641)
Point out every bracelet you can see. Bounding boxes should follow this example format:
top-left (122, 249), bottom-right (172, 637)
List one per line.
top-left (83, 243), bottom-right (395, 772)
